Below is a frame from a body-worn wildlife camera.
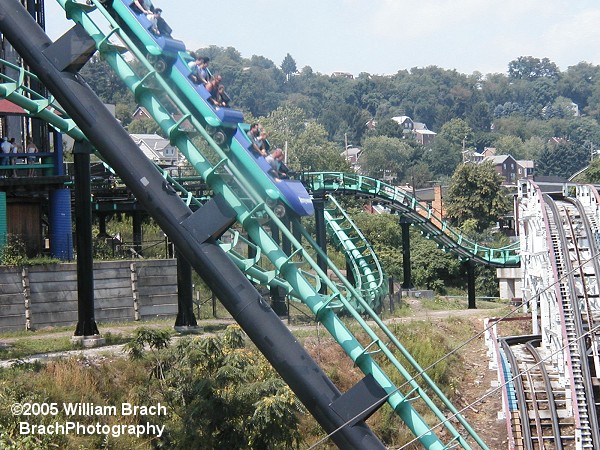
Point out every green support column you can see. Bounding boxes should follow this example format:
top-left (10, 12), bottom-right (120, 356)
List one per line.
top-left (0, 191), bottom-right (6, 251)
top-left (400, 218), bottom-right (412, 289)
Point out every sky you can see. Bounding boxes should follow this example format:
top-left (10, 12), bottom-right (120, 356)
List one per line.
top-left (44, 0), bottom-right (600, 77)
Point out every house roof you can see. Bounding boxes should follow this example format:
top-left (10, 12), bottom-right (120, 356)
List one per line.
top-left (133, 106), bottom-right (151, 118)
top-left (341, 147), bottom-right (361, 158)
top-left (391, 115), bottom-right (412, 124)
top-left (483, 155), bottom-right (514, 164)
top-left (0, 99), bottom-right (26, 115)
top-left (415, 129), bottom-right (436, 135)
top-left (130, 133), bottom-right (178, 163)
top-left (517, 160), bottom-right (534, 169)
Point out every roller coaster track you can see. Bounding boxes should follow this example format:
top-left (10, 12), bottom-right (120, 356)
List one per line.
top-left (304, 172), bottom-right (521, 268)
top-left (0, 0), bottom-right (493, 447)
top-left (512, 180), bottom-right (600, 449)
top-left (545, 196), bottom-right (599, 449)
top-left (501, 335), bottom-right (574, 450)
top-left (323, 194), bottom-right (387, 313)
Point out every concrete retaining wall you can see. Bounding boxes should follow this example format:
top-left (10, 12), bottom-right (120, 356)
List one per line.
top-left (0, 259), bottom-right (178, 332)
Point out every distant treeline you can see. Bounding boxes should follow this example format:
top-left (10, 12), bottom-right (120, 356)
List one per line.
top-left (81, 49), bottom-right (600, 182)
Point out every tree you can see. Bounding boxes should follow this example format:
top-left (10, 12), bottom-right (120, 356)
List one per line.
top-left (260, 105), bottom-right (308, 146)
top-left (536, 140), bottom-right (589, 179)
top-left (351, 211), bottom-right (404, 278)
top-left (289, 121), bottom-right (348, 172)
top-left (372, 118), bottom-right (405, 139)
top-left (281, 53), bottom-right (297, 79)
top-left (80, 55), bottom-right (131, 105)
top-left (582, 157), bottom-right (600, 183)
top-left (410, 230), bottom-right (464, 292)
top-left (508, 56), bottom-right (560, 80)
top-left (260, 106), bottom-right (348, 172)
top-left (421, 136), bottom-right (462, 178)
top-left (360, 135), bottom-right (413, 181)
top-left (494, 135), bottom-right (525, 159)
top-left (466, 101), bottom-right (492, 132)
top-left (445, 162), bottom-right (511, 233)
top-left (126, 117), bottom-right (160, 135)
top-left (437, 118), bottom-right (474, 150)
top-left (522, 136), bottom-right (546, 160)
top-left (559, 62), bottom-right (600, 111)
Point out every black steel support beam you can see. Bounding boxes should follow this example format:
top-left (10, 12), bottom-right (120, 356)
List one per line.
top-left (73, 140), bottom-right (99, 336)
top-left (313, 194), bottom-right (328, 295)
top-left (467, 259), bottom-right (476, 309)
top-left (175, 249), bottom-right (197, 328)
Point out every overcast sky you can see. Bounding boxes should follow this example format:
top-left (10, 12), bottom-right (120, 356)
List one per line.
top-left (44, 0), bottom-right (600, 77)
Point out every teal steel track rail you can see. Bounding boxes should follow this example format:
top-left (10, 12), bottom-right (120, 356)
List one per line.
top-left (305, 172), bottom-right (521, 268)
top-left (0, 59), bottom-right (299, 298)
top-left (324, 194), bottom-right (387, 313)
top-left (38, 2), bottom-right (491, 447)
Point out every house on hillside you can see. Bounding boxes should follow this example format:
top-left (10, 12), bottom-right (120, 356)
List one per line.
top-left (391, 116), bottom-right (437, 145)
top-left (130, 133), bottom-right (180, 167)
top-left (413, 122), bottom-right (437, 145)
top-left (341, 146), bottom-right (361, 172)
top-left (331, 71), bottom-right (354, 79)
top-left (391, 116), bottom-right (414, 133)
top-left (132, 106), bottom-right (152, 121)
top-left (482, 147), bottom-right (497, 157)
top-left (483, 154), bottom-right (519, 185)
top-left (517, 160), bottom-right (534, 179)
top-left (467, 150), bottom-right (534, 184)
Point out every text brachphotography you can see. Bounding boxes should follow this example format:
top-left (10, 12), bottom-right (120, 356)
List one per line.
top-left (20, 421), bottom-right (165, 438)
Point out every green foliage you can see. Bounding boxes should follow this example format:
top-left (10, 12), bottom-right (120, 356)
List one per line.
top-left (537, 139), bottom-right (589, 178)
top-left (130, 326), bottom-right (305, 450)
top-left (280, 53), bottom-right (297, 77)
top-left (0, 235), bottom-right (62, 267)
top-left (126, 117), bottom-right (161, 135)
top-left (437, 118), bottom-right (474, 149)
top-left (259, 106), bottom-right (349, 172)
top-left (410, 231), bottom-right (463, 293)
top-left (125, 327), bottom-right (172, 361)
top-left (508, 56), bottom-right (560, 80)
top-left (80, 56), bottom-right (132, 105)
top-left (583, 157), bottom-right (600, 183)
top-left (445, 163), bottom-right (511, 233)
top-left (494, 134), bottom-right (525, 159)
top-left (350, 211), bottom-right (404, 278)
top-left (360, 135), bottom-right (414, 181)
top-left (371, 118), bottom-right (405, 139)
top-left (0, 235), bottom-right (27, 266)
